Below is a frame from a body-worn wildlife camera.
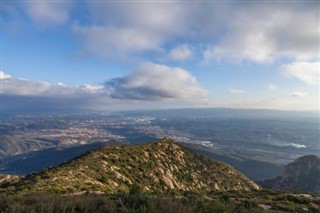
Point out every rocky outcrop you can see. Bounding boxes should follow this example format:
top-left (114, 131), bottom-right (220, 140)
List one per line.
top-left (258, 155), bottom-right (320, 192)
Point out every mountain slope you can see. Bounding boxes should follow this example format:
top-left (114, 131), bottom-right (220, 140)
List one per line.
top-left (4, 138), bottom-right (260, 193)
top-left (258, 155), bottom-right (320, 192)
top-left (0, 174), bottom-right (20, 186)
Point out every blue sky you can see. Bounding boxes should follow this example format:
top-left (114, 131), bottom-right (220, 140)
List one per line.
top-left (1, 1), bottom-right (319, 111)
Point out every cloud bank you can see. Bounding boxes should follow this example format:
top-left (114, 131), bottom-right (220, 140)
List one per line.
top-left (25, 1), bottom-right (315, 63)
top-left (0, 71), bottom-right (108, 112)
top-left (1, 68), bottom-right (208, 112)
top-left (105, 63), bottom-right (208, 100)
top-left (4, 2), bottom-right (318, 64)
top-left (0, 73), bottom-right (104, 97)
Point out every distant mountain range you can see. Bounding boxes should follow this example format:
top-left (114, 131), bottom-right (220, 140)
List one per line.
top-left (1, 138), bottom-right (260, 193)
top-left (258, 155), bottom-right (320, 192)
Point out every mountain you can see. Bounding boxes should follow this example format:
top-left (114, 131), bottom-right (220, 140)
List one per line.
top-left (257, 155), bottom-right (320, 192)
top-left (2, 138), bottom-right (260, 193)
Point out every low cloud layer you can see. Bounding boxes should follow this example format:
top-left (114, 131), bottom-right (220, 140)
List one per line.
top-left (1, 69), bottom-right (207, 112)
top-left (0, 71), bottom-right (108, 112)
top-left (0, 71), bottom-right (114, 114)
top-left (105, 63), bottom-right (208, 100)
top-left (0, 72), bottom-right (104, 97)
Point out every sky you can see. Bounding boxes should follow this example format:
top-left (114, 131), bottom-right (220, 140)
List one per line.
top-left (1, 1), bottom-right (319, 112)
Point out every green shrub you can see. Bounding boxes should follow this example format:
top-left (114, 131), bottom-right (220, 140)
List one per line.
top-left (286, 195), bottom-right (311, 204)
top-left (129, 184), bottom-right (142, 195)
top-left (219, 194), bottom-right (230, 202)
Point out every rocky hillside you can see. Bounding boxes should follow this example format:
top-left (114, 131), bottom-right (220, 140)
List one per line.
top-left (2, 138), bottom-right (260, 193)
top-left (258, 155), bottom-right (320, 192)
top-left (0, 174), bottom-right (20, 186)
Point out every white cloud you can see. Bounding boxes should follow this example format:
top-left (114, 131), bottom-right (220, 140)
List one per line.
top-left (57, 82), bottom-right (66, 86)
top-left (168, 44), bottom-right (193, 61)
top-left (105, 63), bottom-right (208, 100)
top-left (290, 91), bottom-right (308, 97)
top-left (5, 2), bottom-right (318, 63)
top-left (74, 2), bottom-right (188, 59)
top-left (23, 2), bottom-right (73, 27)
top-left (209, 32), bottom-right (275, 63)
top-left (267, 84), bottom-right (278, 91)
top-left (0, 73), bottom-right (114, 112)
top-left (203, 3), bottom-right (319, 63)
top-left (281, 61), bottom-right (319, 85)
top-left (0, 71), bottom-right (11, 79)
top-left (0, 74), bottom-right (105, 97)
top-left (229, 89), bottom-right (245, 94)
top-left (73, 25), bottom-right (163, 59)
top-left (80, 84), bottom-right (104, 94)
top-left (291, 143), bottom-right (307, 148)
top-left (1, 69), bottom-right (208, 111)
top-left (87, 2), bottom-right (187, 33)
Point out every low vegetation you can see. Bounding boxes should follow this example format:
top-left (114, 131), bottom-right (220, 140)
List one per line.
top-left (0, 189), bottom-right (319, 213)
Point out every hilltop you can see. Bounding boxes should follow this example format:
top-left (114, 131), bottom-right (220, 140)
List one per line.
top-left (2, 139), bottom-right (320, 212)
top-left (2, 138), bottom-right (260, 193)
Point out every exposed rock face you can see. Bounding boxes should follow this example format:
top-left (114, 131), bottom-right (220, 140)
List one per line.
top-left (258, 155), bottom-right (320, 192)
top-left (0, 174), bottom-right (20, 187)
top-left (3, 138), bottom-right (260, 193)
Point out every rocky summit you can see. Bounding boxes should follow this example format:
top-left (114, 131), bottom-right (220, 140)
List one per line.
top-left (2, 138), bottom-right (260, 194)
top-left (258, 155), bottom-right (320, 192)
